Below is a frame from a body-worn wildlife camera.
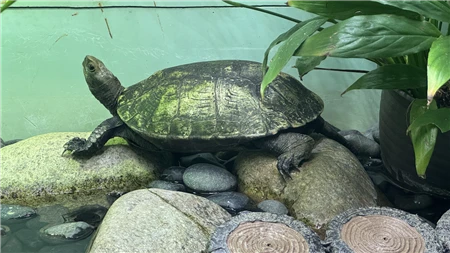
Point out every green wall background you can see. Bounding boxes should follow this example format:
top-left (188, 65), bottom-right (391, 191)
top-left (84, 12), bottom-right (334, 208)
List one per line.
top-left (1, 1), bottom-right (380, 141)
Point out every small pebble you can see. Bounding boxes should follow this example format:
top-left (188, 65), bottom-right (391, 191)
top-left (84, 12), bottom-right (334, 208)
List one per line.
top-left (257, 200), bottom-right (289, 215)
top-left (1, 204), bottom-right (37, 224)
top-left (160, 166), bottom-right (186, 182)
top-left (40, 221), bottom-right (94, 244)
top-left (206, 192), bottom-right (250, 215)
top-left (183, 163), bottom-right (237, 192)
top-left (148, 180), bottom-right (186, 192)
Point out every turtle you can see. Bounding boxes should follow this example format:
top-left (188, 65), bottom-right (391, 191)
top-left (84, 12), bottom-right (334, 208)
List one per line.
top-left (64, 55), bottom-right (355, 178)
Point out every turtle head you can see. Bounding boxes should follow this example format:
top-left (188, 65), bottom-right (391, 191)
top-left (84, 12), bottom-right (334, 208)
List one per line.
top-left (83, 55), bottom-right (124, 115)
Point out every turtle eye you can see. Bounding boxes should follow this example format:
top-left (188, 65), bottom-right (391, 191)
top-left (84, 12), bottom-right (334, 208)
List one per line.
top-left (87, 63), bottom-right (96, 72)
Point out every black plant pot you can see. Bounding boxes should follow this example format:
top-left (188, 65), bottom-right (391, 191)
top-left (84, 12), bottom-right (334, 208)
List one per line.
top-left (379, 90), bottom-right (450, 197)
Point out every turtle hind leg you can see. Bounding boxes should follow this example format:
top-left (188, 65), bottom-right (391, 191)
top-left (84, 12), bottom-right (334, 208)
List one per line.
top-left (63, 116), bottom-right (125, 156)
top-left (253, 132), bottom-right (315, 179)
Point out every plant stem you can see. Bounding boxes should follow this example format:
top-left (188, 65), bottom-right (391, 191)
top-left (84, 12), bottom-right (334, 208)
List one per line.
top-left (1, 0), bottom-right (16, 13)
top-left (313, 67), bottom-right (369, 74)
top-left (223, 0), bottom-right (301, 23)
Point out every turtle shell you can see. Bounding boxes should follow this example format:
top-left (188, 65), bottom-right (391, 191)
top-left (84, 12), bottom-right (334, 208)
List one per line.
top-left (117, 60), bottom-right (323, 152)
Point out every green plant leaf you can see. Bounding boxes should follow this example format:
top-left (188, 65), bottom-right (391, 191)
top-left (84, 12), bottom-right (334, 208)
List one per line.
top-left (407, 99), bottom-right (439, 178)
top-left (1, 0), bottom-right (16, 13)
top-left (374, 0), bottom-right (450, 23)
top-left (295, 14), bottom-right (441, 58)
top-left (427, 36), bottom-right (450, 104)
top-left (342, 64), bottom-right (427, 95)
top-left (294, 56), bottom-right (326, 79)
top-left (260, 17), bottom-right (327, 96)
top-left (287, 1), bottom-right (420, 20)
top-left (408, 107), bottom-right (450, 133)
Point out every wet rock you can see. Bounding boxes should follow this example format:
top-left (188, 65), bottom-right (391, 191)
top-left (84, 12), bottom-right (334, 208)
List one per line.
top-left (1, 204), bottom-right (37, 224)
top-left (63, 205), bottom-right (108, 228)
top-left (183, 163), bottom-right (237, 192)
top-left (160, 166), bottom-right (186, 182)
top-left (88, 188), bottom-right (231, 253)
top-left (179, 153), bottom-right (224, 168)
top-left (257, 200), bottom-right (289, 215)
top-left (235, 137), bottom-right (377, 238)
top-left (340, 129), bottom-right (380, 158)
top-left (40, 221), bottom-right (94, 244)
top-left (148, 180), bottom-right (186, 192)
top-left (15, 228), bottom-right (45, 249)
top-left (206, 192), bottom-right (250, 215)
top-left (0, 132), bottom-right (170, 208)
top-left (38, 237), bottom-right (92, 253)
top-left (1, 235), bottom-right (23, 252)
top-left (1, 225), bottom-right (11, 246)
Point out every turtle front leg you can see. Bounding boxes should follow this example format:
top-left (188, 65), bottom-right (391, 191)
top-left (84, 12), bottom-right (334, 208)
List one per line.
top-left (63, 116), bottom-right (124, 156)
top-left (254, 132), bottom-right (315, 179)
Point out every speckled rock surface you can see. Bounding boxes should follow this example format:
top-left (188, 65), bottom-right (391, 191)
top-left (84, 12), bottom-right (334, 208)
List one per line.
top-left (235, 136), bottom-right (377, 237)
top-left (88, 188), bottom-right (231, 253)
top-left (0, 132), bottom-right (171, 208)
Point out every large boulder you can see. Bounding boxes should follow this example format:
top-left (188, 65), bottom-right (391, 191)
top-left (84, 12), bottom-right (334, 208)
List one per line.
top-left (0, 132), bottom-right (171, 208)
top-left (235, 136), bottom-right (377, 237)
top-left (88, 188), bottom-right (231, 253)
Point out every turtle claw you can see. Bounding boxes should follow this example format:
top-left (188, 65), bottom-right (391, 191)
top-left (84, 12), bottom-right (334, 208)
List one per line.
top-left (63, 137), bottom-right (88, 156)
top-left (277, 152), bottom-right (305, 181)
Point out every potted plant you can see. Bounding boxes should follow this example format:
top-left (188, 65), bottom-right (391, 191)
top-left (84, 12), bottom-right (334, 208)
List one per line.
top-left (225, 1), bottom-right (450, 196)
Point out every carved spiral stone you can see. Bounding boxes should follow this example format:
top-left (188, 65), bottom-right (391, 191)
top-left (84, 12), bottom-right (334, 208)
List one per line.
top-left (227, 221), bottom-right (308, 253)
top-left (341, 215), bottom-right (424, 253)
top-left (208, 212), bottom-right (325, 253)
top-left (325, 207), bottom-right (442, 253)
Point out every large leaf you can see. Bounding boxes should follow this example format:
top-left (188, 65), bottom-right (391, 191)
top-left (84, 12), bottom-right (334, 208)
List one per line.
top-left (287, 1), bottom-right (420, 20)
top-left (427, 36), bottom-right (450, 104)
top-left (295, 14), bottom-right (441, 58)
top-left (408, 107), bottom-right (450, 133)
top-left (294, 56), bottom-right (326, 79)
top-left (260, 17), bottom-right (327, 96)
top-left (342, 64), bottom-right (427, 95)
top-left (375, 0), bottom-right (450, 23)
top-left (408, 99), bottom-right (439, 178)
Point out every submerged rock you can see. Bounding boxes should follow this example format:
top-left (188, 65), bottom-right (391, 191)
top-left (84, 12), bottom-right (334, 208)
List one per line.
top-left (206, 192), bottom-right (251, 215)
top-left (235, 136), bottom-right (377, 237)
top-left (39, 221), bottom-right (94, 244)
top-left (1, 204), bottom-right (37, 224)
top-left (88, 188), bottom-right (231, 253)
top-left (0, 132), bottom-right (171, 208)
top-left (63, 204), bottom-right (108, 228)
top-left (148, 180), bottom-right (186, 192)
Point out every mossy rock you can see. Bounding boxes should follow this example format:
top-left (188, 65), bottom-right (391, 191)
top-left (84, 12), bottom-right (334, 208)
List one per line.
top-left (0, 132), bottom-right (172, 208)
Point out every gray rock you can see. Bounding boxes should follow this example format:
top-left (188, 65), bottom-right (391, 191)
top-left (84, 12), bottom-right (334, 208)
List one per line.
top-left (0, 132), bottom-right (170, 208)
top-left (88, 188), bottom-right (231, 253)
top-left (40, 221), bottom-right (94, 244)
top-left (1, 204), bottom-right (36, 224)
top-left (340, 129), bottom-right (381, 157)
top-left (148, 180), bottom-right (186, 192)
top-left (160, 166), bottom-right (186, 182)
top-left (38, 237), bottom-right (92, 253)
top-left (257, 200), bottom-right (289, 215)
top-left (183, 163), bottom-right (237, 192)
top-left (436, 209), bottom-right (450, 251)
top-left (206, 192), bottom-right (250, 214)
top-left (235, 137), bottom-right (377, 237)
top-left (1, 235), bottom-right (23, 252)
